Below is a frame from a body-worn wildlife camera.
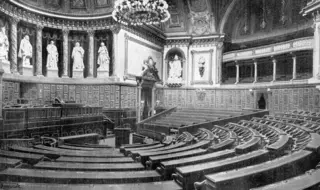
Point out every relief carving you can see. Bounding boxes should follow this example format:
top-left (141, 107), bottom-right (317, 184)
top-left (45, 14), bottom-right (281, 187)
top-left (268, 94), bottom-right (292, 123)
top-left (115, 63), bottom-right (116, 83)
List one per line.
top-left (187, 0), bottom-right (216, 35)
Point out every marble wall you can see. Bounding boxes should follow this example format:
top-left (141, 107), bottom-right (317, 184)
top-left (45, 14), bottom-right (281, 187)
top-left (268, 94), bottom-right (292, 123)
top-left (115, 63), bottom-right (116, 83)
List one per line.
top-left (2, 80), bottom-right (137, 109)
top-left (156, 85), bottom-right (320, 113)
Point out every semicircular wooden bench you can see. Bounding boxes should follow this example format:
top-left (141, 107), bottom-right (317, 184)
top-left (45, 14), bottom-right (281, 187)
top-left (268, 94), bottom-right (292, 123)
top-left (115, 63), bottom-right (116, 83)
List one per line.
top-left (55, 156), bottom-right (134, 163)
top-left (197, 150), bottom-right (315, 190)
top-left (173, 149), bottom-right (269, 190)
top-left (0, 181), bottom-right (182, 190)
top-left (33, 161), bottom-right (145, 171)
top-left (158, 149), bottom-right (236, 180)
top-left (0, 168), bottom-right (162, 184)
top-left (34, 145), bottom-right (123, 158)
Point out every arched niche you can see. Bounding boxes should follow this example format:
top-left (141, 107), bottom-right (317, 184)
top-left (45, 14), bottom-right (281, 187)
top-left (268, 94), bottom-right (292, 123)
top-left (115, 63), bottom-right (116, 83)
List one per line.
top-left (164, 47), bottom-right (186, 80)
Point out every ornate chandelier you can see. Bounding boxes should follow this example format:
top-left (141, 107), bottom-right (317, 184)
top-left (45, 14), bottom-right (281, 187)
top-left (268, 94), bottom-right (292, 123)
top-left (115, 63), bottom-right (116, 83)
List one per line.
top-left (112, 0), bottom-right (171, 26)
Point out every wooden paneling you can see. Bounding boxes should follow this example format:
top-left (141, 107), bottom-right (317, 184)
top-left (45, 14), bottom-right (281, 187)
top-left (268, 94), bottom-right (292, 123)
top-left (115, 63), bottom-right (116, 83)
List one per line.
top-left (2, 81), bottom-right (137, 109)
top-left (156, 86), bottom-right (320, 113)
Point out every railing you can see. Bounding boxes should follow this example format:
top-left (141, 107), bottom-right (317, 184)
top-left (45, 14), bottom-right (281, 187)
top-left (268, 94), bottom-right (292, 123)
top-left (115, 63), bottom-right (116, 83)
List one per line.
top-left (223, 37), bottom-right (313, 62)
top-left (1, 106), bottom-right (104, 133)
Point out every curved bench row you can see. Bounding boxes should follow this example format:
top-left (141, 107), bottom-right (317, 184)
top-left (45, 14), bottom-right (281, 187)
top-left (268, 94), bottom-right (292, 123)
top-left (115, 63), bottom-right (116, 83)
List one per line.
top-left (197, 150), bottom-right (316, 190)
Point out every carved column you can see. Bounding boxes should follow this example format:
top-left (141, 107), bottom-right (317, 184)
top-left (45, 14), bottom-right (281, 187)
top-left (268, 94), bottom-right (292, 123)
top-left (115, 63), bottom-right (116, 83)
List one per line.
top-left (235, 61), bottom-right (239, 84)
top-left (62, 29), bottom-right (69, 78)
top-left (216, 42), bottom-right (223, 84)
top-left (314, 23), bottom-right (320, 79)
top-left (0, 63), bottom-right (3, 129)
top-left (253, 59), bottom-right (258, 83)
top-left (137, 85), bottom-right (142, 123)
top-left (151, 85), bottom-right (156, 116)
top-left (9, 17), bottom-right (19, 74)
top-left (87, 29), bottom-right (95, 78)
top-left (36, 25), bottom-right (44, 76)
top-left (110, 25), bottom-right (121, 77)
top-left (292, 54), bottom-right (297, 80)
top-left (272, 57), bottom-right (277, 82)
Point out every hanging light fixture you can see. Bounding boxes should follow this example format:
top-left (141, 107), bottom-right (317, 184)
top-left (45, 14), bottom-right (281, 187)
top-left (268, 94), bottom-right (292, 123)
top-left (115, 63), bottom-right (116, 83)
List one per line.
top-left (112, 0), bottom-right (171, 26)
top-left (260, 0), bottom-right (267, 29)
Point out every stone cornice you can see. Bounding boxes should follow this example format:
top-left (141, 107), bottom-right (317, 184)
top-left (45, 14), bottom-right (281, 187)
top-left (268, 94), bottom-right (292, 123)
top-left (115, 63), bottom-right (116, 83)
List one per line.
top-left (0, 1), bottom-right (166, 45)
top-left (9, 0), bottom-right (113, 20)
top-left (121, 25), bottom-right (166, 47)
top-left (0, 1), bottom-right (117, 31)
top-left (301, 0), bottom-right (320, 16)
top-left (165, 34), bottom-right (225, 47)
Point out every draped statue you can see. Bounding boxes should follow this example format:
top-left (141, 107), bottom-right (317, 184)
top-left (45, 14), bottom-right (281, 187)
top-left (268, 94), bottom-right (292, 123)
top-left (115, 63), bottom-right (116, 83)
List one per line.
top-left (97, 42), bottom-right (110, 71)
top-left (0, 26), bottom-right (9, 61)
top-left (46, 41), bottom-right (59, 69)
top-left (18, 35), bottom-right (33, 66)
top-left (168, 54), bottom-right (182, 80)
top-left (72, 42), bottom-right (85, 70)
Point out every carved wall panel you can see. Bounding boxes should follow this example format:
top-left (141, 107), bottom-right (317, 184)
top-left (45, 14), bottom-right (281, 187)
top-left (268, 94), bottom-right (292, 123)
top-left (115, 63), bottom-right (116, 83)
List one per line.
top-left (156, 85), bottom-right (320, 113)
top-left (2, 81), bottom-right (20, 106)
top-left (70, 0), bottom-right (86, 9)
top-left (2, 81), bottom-right (137, 109)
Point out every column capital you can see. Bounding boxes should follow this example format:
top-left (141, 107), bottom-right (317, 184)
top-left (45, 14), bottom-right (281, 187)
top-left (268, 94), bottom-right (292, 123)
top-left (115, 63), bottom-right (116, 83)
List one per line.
top-left (110, 24), bottom-right (121, 35)
top-left (86, 29), bottom-right (95, 37)
top-left (290, 52), bottom-right (296, 58)
top-left (36, 25), bottom-right (44, 31)
top-left (216, 42), bottom-right (224, 49)
top-left (62, 28), bottom-right (70, 36)
top-left (9, 16), bottom-right (20, 25)
top-left (271, 56), bottom-right (277, 63)
top-left (252, 58), bottom-right (257, 63)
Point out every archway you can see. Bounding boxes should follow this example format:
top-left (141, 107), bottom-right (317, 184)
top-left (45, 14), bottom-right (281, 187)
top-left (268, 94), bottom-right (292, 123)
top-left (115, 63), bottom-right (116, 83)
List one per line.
top-left (258, 94), bottom-right (266, 110)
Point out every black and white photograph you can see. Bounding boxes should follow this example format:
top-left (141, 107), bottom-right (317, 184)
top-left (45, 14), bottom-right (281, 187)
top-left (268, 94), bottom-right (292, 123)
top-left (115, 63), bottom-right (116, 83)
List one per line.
top-left (0, 0), bottom-right (320, 190)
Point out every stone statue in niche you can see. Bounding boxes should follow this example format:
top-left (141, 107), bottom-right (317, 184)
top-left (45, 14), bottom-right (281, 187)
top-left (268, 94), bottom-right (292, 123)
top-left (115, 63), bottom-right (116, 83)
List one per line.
top-left (18, 35), bottom-right (33, 66)
top-left (0, 26), bottom-right (9, 61)
top-left (97, 42), bottom-right (110, 71)
top-left (198, 56), bottom-right (206, 78)
top-left (72, 42), bottom-right (85, 70)
top-left (168, 54), bottom-right (182, 80)
top-left (46, 41), bottom-right (59, 69)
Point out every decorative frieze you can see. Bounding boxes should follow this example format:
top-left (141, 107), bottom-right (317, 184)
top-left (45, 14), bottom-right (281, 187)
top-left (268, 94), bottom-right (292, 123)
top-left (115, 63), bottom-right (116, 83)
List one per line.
top-left (0, 1), bottom-right (116, 31)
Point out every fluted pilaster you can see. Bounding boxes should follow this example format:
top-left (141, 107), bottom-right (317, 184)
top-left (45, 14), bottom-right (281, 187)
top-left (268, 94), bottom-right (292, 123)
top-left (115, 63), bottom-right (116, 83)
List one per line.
top-left (87, 29), bottom-right (95, 78)
top-left (9, 17), bottom-right (19, 74)
top-left (110, 25), bottom-right (121, 77)
top-left (62, 29), bottom-right (69, 77)
top-left (36, 25), bottom-right (44, 76)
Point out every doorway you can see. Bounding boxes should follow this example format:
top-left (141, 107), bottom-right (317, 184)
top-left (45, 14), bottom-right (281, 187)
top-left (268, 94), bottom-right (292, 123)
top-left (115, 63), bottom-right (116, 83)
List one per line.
top-left (257, 93), bottom-right (267, 110)
top-left (141, 87), bottom-right (152, 120)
